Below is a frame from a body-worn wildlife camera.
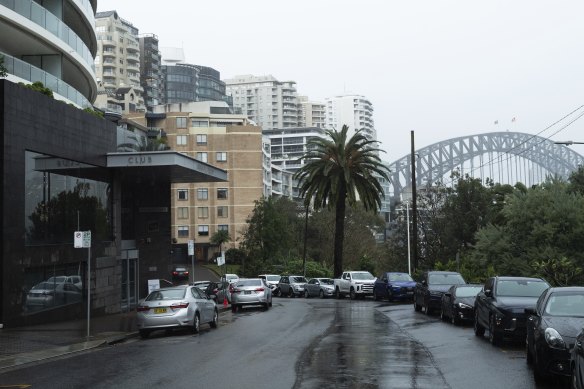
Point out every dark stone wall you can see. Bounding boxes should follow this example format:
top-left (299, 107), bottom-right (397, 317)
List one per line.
top-left (0, 80), bottom-right (117, 326)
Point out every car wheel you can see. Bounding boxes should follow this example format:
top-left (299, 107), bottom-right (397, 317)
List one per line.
top-left (319, 290), bottom-right (325, 299)
top-left (139, 329), bottom-right (150, 339)
top-left (373, 290), bottom-right (380, 301)
top-left (451, 310), bottom-right (459, 326)
top-left (304, 290), bottom-right (310, 298)
top-left (274, 288), bottom-right (281, 297)
top-left (349, 288), bottom-right (356, 300)
top-left (571, 365), bottom-right (579, 389)
top-left (414, 298), bottom-right (422, 312)
top-left (269, 298), bottom-right (273, 307)
top-left (264, 302), bottom-right (269, 310)
top-left (440, 306), bottom-right (446, 321)
top-left (474, 310), bottom-right (485, 337)
top-left (210, 310), bottom-right (219, 328)
top-left (533, 347), bottom-right (549, 383)
top-left (192, 313), bottom-right (200, 334)
top-left (335, 288), bottom-right (342, 299)
top-left (489, 315), bottom-right (501, 346)
top-left (289, 289), bottom-right (295, 298)
top-left (388, 290), bottom-right (394, 302)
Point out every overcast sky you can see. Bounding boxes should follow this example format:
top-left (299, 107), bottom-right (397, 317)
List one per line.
top-left (97, 0), bottom-right (584, 162)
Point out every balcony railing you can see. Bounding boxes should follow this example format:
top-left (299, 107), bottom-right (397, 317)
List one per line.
top-left (0, 0), bottom-right (95, 73)
top-left (1, 51), bottom-right (92, 108)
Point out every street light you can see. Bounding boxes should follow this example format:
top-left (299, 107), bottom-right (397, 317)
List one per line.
top-left (555, 141), bottom-right (584, 145)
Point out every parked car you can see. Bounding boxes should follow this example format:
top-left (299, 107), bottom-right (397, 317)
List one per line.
top-left (46, 275), bottom-right (83, 289)
top-left (205, 281), bottom-right (232, 304)
top-left (373, 272), bottom-right (416, 302)
top-left (136, 285), bottom-right (218, 338)
top-left (230, 278), bottom-right (272, 312)
top-left (304, 278), bottom-right (335, 298)
top-left (571, 327), bottom-right (584, 389)
top-left (440, 284), bottom-right (483, 325)
top-left (474, 276), bottom-right (549, 345)
top-left (277, 275), bottom-right (307, 297)
top-left (222, 274), bottom-right (240, 284)
top-left (413, 271), bottom-right (466, 315)
top-left (259, 274), bottom-right (281, 293)
top-left (525, 287), bottom-right (584, 382)
top-left (171, 266), bottom-right (190, 282)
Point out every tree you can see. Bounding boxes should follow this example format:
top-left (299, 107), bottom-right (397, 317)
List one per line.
top-left (210, 230), bottom-right (231, 256)
top-left (0, 55), bottom-right (7, 78)
top-left (294, 125), bottom-right (390, 277)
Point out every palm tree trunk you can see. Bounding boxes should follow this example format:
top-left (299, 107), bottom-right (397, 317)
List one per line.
top-left (333, 190), bottom-right (347, 278)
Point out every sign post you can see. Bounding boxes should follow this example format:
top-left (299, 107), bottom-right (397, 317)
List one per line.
top-left (188, 240), bottom-right (195, 283)
top-left (75, 230), bottom-right (91, 338)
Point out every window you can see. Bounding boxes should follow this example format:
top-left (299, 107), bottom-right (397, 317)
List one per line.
top-left (177, 135), bottom-right (188, 146)
top-left (195, 152), bottom-right (208, 163)
top-left (178, 226), bottom-right (189, 237)
top-left (216, 152), bottom-right (227, 162)
top-left (177, 189), bottom-right (188, 200)
top-left (198, 225), bottom-right (209, 236)
top-left (217, 188), bottom-right (228, 199)
top-left (176, 117), bottom-right (187, 128)
top-left (196, 134), bottom-right (207, 145)
top-left (198, 207), bottom-right (209, 218)
top-left (197, 188), bottom-right (208, 200)
top-left (177, 207), bottom-right (189, 219)
top-left (217, 206), bottom-right (228, 218)
top-left (218, 225), bottom-right (229, 232)
top-left (191, 120), bottom-right (208, 127)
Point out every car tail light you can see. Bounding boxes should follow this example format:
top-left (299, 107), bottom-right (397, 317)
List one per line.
top-left (137, 305), bottom-right (150, 312)
top-left (229, 284), bottom-right (234, 293)
top-left (255, 288), bottom-right (265, 292)
top-left (172, 271), bottom-right (178, 276)
top-left (170, 302), bottom-right (189, 310)
top-left (184, 271), bottom-right (189, 275)
top-left (232, 289), bottom-right (241, 294)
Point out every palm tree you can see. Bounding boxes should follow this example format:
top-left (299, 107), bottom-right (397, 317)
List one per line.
top-left (294, 125), bottom-right (390, 277)
top-left (210, 229), bottom-right (231, 262)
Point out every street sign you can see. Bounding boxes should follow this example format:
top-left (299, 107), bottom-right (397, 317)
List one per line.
top-left (188, 240), bottom-right (194, 256)
top-left (217, 251), bottom-right (225, 266)
top-left (74, 231), bottom-right (92, 248)
top-left (82, 231), bottom-right (91, 248)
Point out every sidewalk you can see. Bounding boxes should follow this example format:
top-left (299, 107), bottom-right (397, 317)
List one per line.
top-left (0, 310), bottom-right (138, 371)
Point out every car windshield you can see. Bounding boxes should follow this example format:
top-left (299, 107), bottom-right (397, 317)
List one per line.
top-left (46, 276), bottom-right (67, 283)
top-left (32, 282), bottom-right (57, 290)
top-left (455, 286), bottom-right (483, 297)
top-left (226, 275), bottom-right (238, 280)
top-left (236, 279), bottom-right (262, 287)
top-left (496, 280), bottom-right (548, 297)
top-left (175, 267), bottom-right (187, 272)
top-left (291, 276), bottom-right (306, 283)
top-left (428, 274), bottom-right (465, 285)
top-left (545, 293), bottom-right (584, 317)
top-left (352, 272), bottom-right (375, 280)
top-left (146, 289), bottom-right (186, 301)
top-left (319, 278), bottom-right (334, 285)
top-left (389, 273), bottom-right (413, 282)
top-left (266, 276), bottom-right (280, 282)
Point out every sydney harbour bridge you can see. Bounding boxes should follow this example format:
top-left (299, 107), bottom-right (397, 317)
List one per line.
top-left (386, 131), bottom-right (584, 205)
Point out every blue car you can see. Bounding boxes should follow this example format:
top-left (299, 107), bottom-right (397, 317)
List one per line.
top-left (373, 272), bottom-right (416, 302)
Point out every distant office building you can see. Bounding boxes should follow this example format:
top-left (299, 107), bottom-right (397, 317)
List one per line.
top-left (225, 74), bottom-right (300, 131)
top-left (0, 0), bottom-right (98, 108)
top-left (325, 94), bottom-right (375, 141)
top-left (126, 101), bottom-right (264, 261)
top-left (139, 34), bottom-right (162, 111)
top-left (297, 96), bottom-right (326, 128)
top-left (94, 11), bottom-right (145, 113)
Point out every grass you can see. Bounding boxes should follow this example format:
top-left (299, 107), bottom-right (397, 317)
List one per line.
top-left (203, 264), bottom-right (241, 278)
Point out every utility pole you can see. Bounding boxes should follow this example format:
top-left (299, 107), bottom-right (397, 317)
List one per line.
top-left (411, 131), bottom-right (418, 272)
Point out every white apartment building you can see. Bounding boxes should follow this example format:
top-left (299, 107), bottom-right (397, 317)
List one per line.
top-left (224, 74), bottom-right (300, 131)
top-left (297, 96), bottom-right (326, 128)
top-left (94, 10), bottom-right (145, 113)
top-left (325, 94), bottom-right (376, 141)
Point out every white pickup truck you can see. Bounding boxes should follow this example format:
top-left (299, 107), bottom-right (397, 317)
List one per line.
top-left (334, 271), bottom-right (376, 300)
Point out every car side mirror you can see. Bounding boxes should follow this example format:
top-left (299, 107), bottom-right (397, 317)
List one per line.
top-left (484, 289), bottom-right (492, 297)
top-left (422, 280), bottom-right (427, 286)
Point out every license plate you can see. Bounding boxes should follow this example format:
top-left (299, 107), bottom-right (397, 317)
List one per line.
top-left (244, 291), bottom-right (252, 295)
top-left (154, 308), bottom-right (167, 314)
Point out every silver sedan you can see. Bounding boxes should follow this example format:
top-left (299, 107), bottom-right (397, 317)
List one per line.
top-left (303, 278), bottom-right (335, 298)
top-left (231, 278), bottom-right (273, 312)
top-left (136, 285), bottom-right (218, 338)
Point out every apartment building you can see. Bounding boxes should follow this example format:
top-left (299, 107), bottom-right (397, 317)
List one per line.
top-left (225, 74), bottom-right (300, 131)
top-left (297, 96), bottom-right (326, 128)
top-left (0, 0), bottom-right (98, 108)
top-left (139, 33), bottom-right (162, 111)
top-left (126, 101), bottom-right (264, 261)
top-left (325, 94), bottom-right (376, 141)
top-left (94, 10), bottom-right (145, 113)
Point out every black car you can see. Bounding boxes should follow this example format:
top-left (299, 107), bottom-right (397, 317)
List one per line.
top-left (474, 276), bottom-right (549, 345)
top-left (373, 272), bottom-right (416, 302)
top-left (413, 271), bottom-right (466, 315)
top-left (440, 284), bottom-right (483, 325)
top-left (171, 266), bottom-right (190, 282)
top-left (571, 328), bottom-right (584, 389)
top-left (525, 287), bottom-right (584, 383)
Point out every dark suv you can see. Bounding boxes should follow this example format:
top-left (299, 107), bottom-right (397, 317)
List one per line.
top-left (474, 276), bottom-right (549, 345)
top-left (413, 271), bottom-right (466, 315)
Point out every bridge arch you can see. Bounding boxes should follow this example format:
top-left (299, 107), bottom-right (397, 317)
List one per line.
top-left (387, 131), bottom-right (584, 203)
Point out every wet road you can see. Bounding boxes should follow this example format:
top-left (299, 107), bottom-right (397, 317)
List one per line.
top-left (0, 298), bottom-right (569, 388)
